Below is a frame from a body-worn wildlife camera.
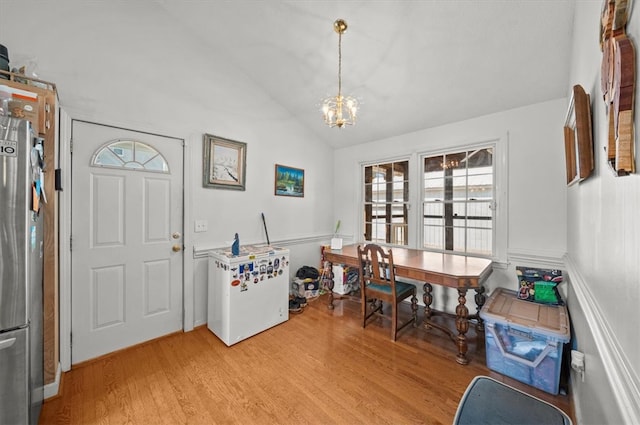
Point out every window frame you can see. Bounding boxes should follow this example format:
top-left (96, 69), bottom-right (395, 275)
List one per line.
top-left (418, 138), bottom-right (507, 263)
top-left (358, 137), bottom-right (507, 265)
top-left (421, 145), bottom-right (495, 257)
top-left (91, 139), bottom-right (170, 174)
top-left (361, 156), bottom-right (413, 247)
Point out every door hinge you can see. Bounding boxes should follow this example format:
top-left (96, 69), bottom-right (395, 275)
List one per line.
top-left (70, 236), bottom-right (72, 251)
top-left (69, 138), bottom-right (73, 153)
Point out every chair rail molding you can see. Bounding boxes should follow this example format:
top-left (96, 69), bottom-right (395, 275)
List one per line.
top-left (564, 254), bottom-right (640, 425)
top-left (508, 249), bottom-right (566, 270)
top-left (192, 233), bottom-right (346, 259)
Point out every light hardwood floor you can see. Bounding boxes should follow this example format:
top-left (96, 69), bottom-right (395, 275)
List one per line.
top-left (40, 294), bottom-right (574, 424)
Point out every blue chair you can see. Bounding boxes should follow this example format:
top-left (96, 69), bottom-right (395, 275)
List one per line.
top-left (357, 244), bottom-right (418, 341)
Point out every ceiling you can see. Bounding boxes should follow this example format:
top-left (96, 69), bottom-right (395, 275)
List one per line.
top-left (152, 1), bottom-right (576, 148)
top-left (2, 1), bottom-right (576, 149)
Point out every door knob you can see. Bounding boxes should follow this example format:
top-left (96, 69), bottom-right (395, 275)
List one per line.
top-left (172, 232), bottom-right (181, 239)
top-left (172, 244), bottom-right (182, 252)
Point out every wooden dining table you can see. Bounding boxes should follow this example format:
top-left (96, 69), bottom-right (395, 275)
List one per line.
top-left (322, 244), bottom-right (493, 365)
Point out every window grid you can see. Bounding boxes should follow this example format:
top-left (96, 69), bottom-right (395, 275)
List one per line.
top-left (92, 140), bottom-right (169, 173)
top-left (363, 160), bottom-right (409, 245)
top-left (422, 148), bottom-right (494, 256)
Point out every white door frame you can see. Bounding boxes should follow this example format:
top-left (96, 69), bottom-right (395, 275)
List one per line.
top-left (58, 113), bottom-right (194, 373)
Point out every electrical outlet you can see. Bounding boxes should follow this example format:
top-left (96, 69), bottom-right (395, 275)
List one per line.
top-left (194, 220), bottom-right (208, 233)
top-left (571, 350), bottom-right (585, 382)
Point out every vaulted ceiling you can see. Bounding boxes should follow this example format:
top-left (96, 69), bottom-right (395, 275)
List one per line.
top-left (2, 1), bottom-right (577, 148)
top-left (155, 1), bottom-right (576, 147)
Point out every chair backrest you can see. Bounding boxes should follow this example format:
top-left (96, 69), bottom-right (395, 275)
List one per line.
top-left (357, 244), bottom-right (398, 296)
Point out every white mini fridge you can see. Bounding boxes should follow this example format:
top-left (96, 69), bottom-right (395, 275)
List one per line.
top-left (207, 245), bottom-right (290, 346)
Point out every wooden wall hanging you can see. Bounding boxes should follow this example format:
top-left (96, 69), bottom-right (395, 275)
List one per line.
top-left (564, 85), bottom-right (594, 185)
top-left (601, 0), bottom-right (636, 176)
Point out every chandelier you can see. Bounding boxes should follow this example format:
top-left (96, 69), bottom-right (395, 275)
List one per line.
top-left (322, 19), bottom-right (358, 128)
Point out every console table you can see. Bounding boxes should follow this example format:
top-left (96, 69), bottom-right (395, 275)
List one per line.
top-left (323, 244), bottom-right (493, 364)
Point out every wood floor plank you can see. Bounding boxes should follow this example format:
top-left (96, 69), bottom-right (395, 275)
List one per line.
top-left (39, 294), bottom-right (573, 424)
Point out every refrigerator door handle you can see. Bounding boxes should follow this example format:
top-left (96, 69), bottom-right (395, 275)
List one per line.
top-left (0, 337), bottom-right (17, 351)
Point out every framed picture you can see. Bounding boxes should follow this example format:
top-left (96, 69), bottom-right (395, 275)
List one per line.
top-left (563, 85), bottom-right (594, 186)
top-left (203, 134), bottom-right (246, 190)
top-left (274, 164), bottom-right (304, 197)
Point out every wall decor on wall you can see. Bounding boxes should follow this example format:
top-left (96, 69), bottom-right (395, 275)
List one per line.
top-left (563, 85), bottom-right (594, 186)
top-left (600, 0), bottom-right (635, 176)
top-left (274, 164), bottom-right (304, 197)
top-left (203, 134), bottom-right (246, 190)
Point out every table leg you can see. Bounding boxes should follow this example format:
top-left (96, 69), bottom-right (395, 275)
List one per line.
top-left (474, 286), bottom-right (486, 332)
top-left (455, 288), bottom-right (469, 365)
top-left (411, 294), bottom-right (418, 327)
top-left (423, 283), bottom-right (433, 329)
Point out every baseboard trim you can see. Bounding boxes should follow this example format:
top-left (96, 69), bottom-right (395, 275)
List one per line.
top-left (564, 254), bottom-right (640, 425)
top-left (43, 362), bottom-right (61, 399)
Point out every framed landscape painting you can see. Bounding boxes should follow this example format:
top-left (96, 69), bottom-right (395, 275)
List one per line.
top-left (274, 164), bottom-right (304, 197)
top-left (203, 134), bottom-right (246, 190)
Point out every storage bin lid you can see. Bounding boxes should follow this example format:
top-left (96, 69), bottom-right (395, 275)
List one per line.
top-left (480, 287), bottom-right (570, 342)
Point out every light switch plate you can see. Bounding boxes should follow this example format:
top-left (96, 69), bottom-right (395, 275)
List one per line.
top-left (194, 220), bottom-right (208, 233)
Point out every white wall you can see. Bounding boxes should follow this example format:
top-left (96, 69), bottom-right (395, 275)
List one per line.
top-left (565, 2), bottom-right (640, 424)
top-left (6, 3), bottom-right (639, 420)
top-left (332, 98), bottom-right (568, 311)
top-left (0, 2), bottom-right (335, 329)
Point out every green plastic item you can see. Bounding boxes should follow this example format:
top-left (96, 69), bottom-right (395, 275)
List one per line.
top-left (534, 281), bottom-right (558, 303)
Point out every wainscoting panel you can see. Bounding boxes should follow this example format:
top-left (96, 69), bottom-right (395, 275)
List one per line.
top-left (565, 254), bottom-right (639, 425)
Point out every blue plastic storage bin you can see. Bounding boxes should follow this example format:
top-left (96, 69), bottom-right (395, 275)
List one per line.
top-left (480, 288), bottom-right (570, 395)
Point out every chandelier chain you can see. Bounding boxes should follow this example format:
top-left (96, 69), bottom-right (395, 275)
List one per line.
top-left (337, 31), bottom-right (342, 98)
top-left (321, 18), bottom-right (358, 128)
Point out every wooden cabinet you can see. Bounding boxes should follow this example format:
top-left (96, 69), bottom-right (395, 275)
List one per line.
top-left (1, 72), bottom-right (59, 385)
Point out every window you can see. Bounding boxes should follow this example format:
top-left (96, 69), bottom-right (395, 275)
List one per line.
top-left (422, 147), bottom-right (494, 256)
top-left (91, 140), bottom-right (169, 173)
top-left (363, 160), bottom-right (409, 245)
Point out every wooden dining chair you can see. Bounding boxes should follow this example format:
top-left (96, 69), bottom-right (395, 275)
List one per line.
top-left (357, 244), bottom-right (418, 341)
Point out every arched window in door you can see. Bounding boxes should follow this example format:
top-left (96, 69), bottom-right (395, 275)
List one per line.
top-left (91, 140), bottom-right (169, 173)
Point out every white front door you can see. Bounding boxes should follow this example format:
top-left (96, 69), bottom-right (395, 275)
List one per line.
top-left (71, 121), bottom-right (184, 364)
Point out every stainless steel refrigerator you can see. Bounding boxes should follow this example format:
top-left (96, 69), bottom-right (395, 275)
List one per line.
top-left (0, 116), bottom-right (44, 425)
